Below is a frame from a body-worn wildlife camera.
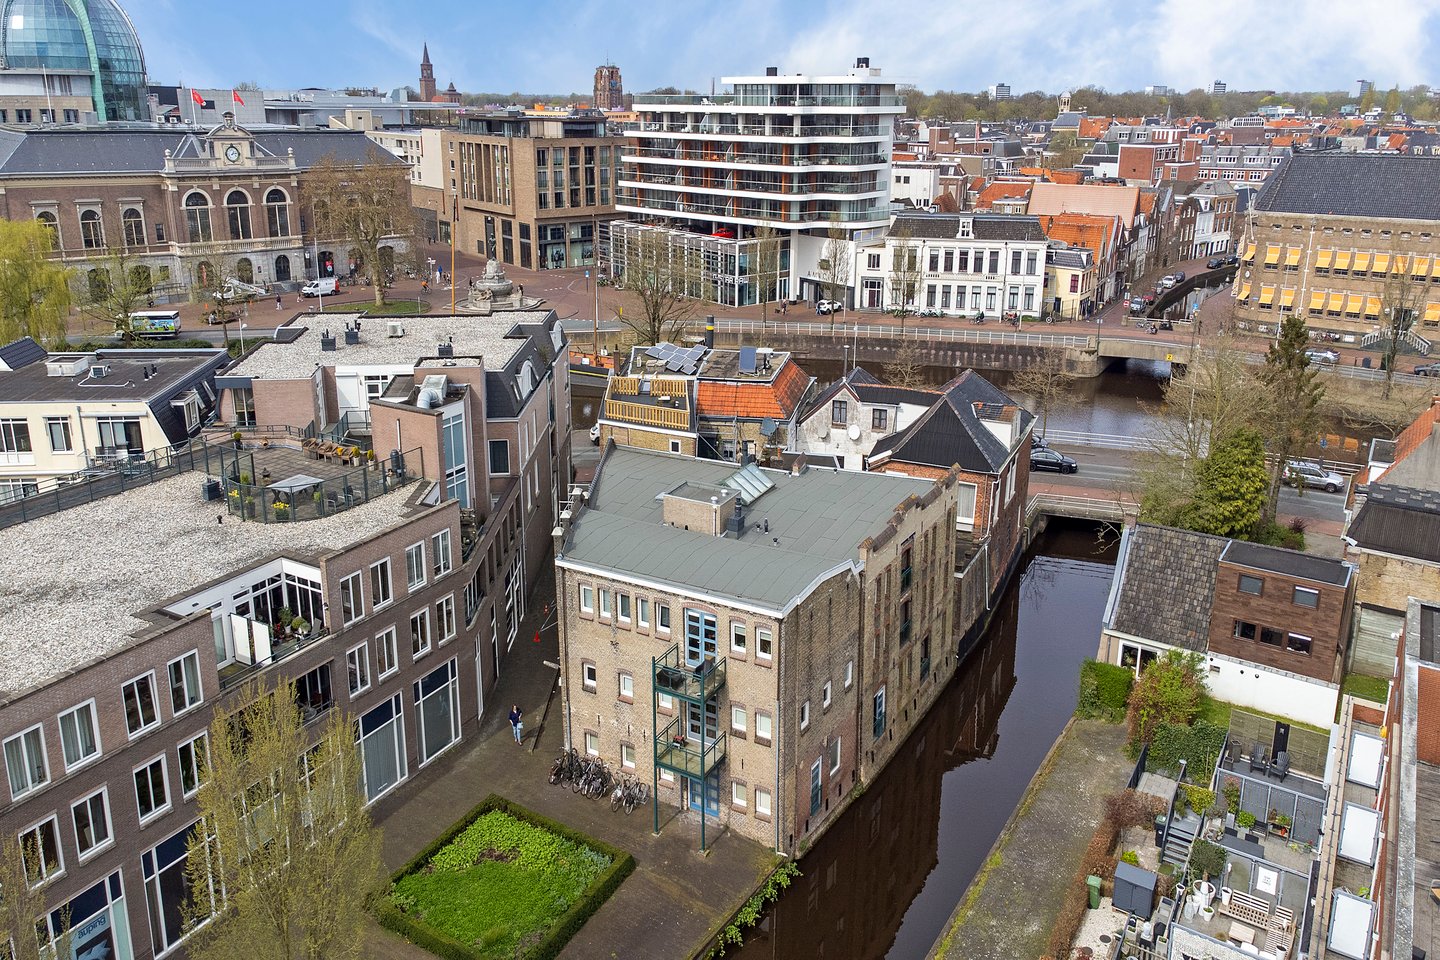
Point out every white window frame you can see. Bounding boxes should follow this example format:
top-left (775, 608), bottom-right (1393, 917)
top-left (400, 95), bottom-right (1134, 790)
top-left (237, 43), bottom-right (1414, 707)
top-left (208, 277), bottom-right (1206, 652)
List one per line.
top-left (133, 753), bottom-right (171, 825)
top-left (755, 787), bottom-right (772, 817)
top-left (405, 542), bottom-right (427, 590)
top-left (621, 743), bottom-right (636, 769)
top-left (800, 700), bottom-right (810, 730)
top-left (377, 626), bottom-right (400, 679)
top-left (757, 626), bottom-right (773, 661)
top-left (829, 736), bottom-right (842, 775)
top-left (732, 781), bottom-right (747, 808)
top-left (599, 588), bottom-right (612, 618)
top-left (580, 584), bottom-right (594, 613)
top-left (166, 650), bottom-right (203, 716)
top-left (346, 642), bottom-right (372, 696)
top-left (410, 608), bottom-right (432, 659)
top-left (436, 594), bottom-right (457, 644)
top-left (844, 660), bottom-right (854, 689)
top-left (4, 724), bottom-right (49, 800)
top-left (71, 786), bottom-right (113, 861)
top-left (18, 815), bottom-right (62, 887)
top-left (756, 711), bottom-right (772, 742)
top-left (637, 597), bottom-right (650, 628)
top-left (731, 706), bottom-right (747, 734)
top-left (584, 731), bottom-right (599, 756)
top-left (431, 529), bottom-right (453, 578)
top-left (619, 672), bottom-right (634, 699)
top-left (58, 700), bottom-right (101, 772)
top-left (122, 671), bottom-right (161, 738)
top-left (340, 571), bottom-right (364, 625)
top-left (658, 691), bottom-right (674, 711)
top-left (822, 681), bottom-right (833, 708)
top-left (657, 602), bottom-right (671, 633)
top-left (177, 731), bottom-right (208, 800)
top-left (583, 662), bottom-right (597, 691)
top-left (370, 558), bottom-right (394, 610)
top-left (618, 592), bottom-right (631, 622)
top-left (731, 621), bottom-right (747, 655)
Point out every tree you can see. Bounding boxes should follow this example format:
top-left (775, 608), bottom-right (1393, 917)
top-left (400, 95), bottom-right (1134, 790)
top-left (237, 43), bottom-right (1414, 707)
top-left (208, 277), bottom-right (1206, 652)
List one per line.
top-left (1258, 314), bottom-right (1325, 522)
top-left (1012, 350), bottom-right (1074, 440)
top-left (0, 832), bottom-right (73, 960)
top-left (750, 225), bottom-right (783, 327)
top-left (1384, 86), bottom-right (1402, 118)
top-left (610, 224), bottom-right (700, 345)
top-left (304, 147), bottom-right (418, 309)
top-left (1125, 650), bottom-right (1205, 746)
top-left (1185, 428), bottom-right (1269, 538)
top-left (0, 219), bottom-right (72, 346)
top-left (819, 219), bottom-right (850, 329)
top-left (1359, 86), bottom-right (1377, 114)
top-left (78, 244), bottom-right (160, 346)
top-left (183, 678), bottom-right (382, 960)
top-left (886, 220), bottom-right (921, 319)
top-left (883, 338), bottom-right (931, 390)
top-left (1376, 250), bottom-right (1430, 400)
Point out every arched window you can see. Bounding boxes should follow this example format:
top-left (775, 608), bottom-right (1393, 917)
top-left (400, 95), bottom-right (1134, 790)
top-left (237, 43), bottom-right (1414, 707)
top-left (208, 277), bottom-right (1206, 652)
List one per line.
top-left (87, 267), bottom-right (110, 301)
top-left (35, 211), bottom-right (59, 247)
top-left (274, 254), bottom-right (291, 282)
top-left (194, 260), bottom-right (216, 291)
top-left (121, 207), bottom-right (144, 247)
top-left (129, 264), bottom-right (152, 295)
top-left (80, 209), bottom-right (104, 249)
top-left (236, 257), bottom-right (254, 284)
top-left (184, 192), bottom-right (212, 243)
top-left (265, 188), bottom-right (289, 237)
top-left (226, 190), bottom-right (252, 241)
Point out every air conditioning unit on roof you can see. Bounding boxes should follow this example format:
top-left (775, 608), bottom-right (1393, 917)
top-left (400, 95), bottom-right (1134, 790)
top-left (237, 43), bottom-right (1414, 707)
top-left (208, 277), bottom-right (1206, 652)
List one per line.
top-left (387, 321), bottom-right (405, 338)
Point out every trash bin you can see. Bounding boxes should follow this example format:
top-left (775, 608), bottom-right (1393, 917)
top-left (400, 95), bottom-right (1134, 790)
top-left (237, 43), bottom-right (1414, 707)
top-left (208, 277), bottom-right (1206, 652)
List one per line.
top-left (1154, 814), bottom-right (1166, 848)
top-left (1087, 874), bottom-right (1103, 909)
top-left (1361, 357), bottom-right (1372, 369)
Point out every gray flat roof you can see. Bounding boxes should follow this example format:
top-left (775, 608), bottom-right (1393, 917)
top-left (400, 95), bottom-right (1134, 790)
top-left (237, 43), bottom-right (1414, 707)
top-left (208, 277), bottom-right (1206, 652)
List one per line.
top-left (229, 314), bottom-right (554, 380)
top-left (0, 473), bottom-right (418, 699)
top-left (559, 446), bottom-right (933, 612)
top-left (0, 349), bottom-right (226, 403)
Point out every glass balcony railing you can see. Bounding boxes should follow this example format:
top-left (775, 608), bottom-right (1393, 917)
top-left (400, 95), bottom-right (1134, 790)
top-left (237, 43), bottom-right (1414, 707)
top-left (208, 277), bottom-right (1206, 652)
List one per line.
top-left (653, 644), bottom-right (726, 702)
top-left (615, 193), bottom-right (889, 225)
top-left (654, 717), bottom-right (727, 779)
top-left (635, 94), bottom-right (905, 108)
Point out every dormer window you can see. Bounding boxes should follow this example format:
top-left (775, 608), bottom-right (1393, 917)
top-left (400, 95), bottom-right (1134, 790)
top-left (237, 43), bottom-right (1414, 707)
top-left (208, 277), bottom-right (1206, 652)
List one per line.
top-left (957, 218), bottom-right (973, 239)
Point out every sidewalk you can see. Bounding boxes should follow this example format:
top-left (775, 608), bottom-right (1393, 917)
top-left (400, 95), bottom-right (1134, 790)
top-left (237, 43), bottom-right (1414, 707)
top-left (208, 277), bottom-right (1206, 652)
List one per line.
top-left (365, 551), bottom-right (774, 960)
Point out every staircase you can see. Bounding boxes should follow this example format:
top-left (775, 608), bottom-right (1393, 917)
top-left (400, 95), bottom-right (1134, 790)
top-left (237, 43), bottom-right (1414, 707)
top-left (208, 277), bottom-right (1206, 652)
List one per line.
top-left (1161, 815), bottom-right (1199, 867)
top-left (1359, 328), bottom-right (1433, 355)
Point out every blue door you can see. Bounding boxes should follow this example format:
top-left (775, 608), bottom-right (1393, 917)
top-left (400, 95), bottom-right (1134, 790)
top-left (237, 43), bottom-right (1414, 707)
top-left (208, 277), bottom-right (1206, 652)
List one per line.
top-left (688, 774), bottom-right (720, 816)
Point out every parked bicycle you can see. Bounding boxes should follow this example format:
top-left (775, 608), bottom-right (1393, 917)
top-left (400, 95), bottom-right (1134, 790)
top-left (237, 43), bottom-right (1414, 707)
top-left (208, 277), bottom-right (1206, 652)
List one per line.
top-left (549, 747), bottom-right (582, 786)
top-left (617, 777), bottom-right (649, 814)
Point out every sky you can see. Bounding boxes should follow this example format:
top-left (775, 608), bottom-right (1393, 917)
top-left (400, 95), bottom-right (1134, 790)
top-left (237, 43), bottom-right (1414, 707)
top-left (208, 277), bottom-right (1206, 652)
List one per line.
top-left (125, 0), bottom-right (1440, 97)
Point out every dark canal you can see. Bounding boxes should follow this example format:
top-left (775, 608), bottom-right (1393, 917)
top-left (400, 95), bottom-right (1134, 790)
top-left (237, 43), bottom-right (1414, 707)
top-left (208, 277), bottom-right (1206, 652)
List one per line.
top-left (729, 520), bottom-right (1119, 960)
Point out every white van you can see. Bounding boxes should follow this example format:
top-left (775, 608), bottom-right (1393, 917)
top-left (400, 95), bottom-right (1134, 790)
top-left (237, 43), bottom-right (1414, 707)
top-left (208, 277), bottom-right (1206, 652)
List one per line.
top-left (301, 278), bottom-right (339, 297)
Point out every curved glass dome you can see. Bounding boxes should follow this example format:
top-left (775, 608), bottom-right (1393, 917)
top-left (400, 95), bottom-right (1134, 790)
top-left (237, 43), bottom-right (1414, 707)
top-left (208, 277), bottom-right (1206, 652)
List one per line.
top-left (1, 0), bottom-right (148, 121)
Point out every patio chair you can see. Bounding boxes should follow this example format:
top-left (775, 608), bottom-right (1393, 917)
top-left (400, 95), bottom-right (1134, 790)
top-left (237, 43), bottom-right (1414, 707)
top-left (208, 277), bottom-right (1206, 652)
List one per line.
top-left (1249, 742), bottom-right (1270, 772)
top-left (1270, 751), bottom-right (1290, 782)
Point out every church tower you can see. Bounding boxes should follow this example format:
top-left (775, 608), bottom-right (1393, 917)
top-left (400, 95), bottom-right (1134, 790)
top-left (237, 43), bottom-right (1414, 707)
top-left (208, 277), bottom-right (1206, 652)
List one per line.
top-left (419, 44), bottom-right (437, 102)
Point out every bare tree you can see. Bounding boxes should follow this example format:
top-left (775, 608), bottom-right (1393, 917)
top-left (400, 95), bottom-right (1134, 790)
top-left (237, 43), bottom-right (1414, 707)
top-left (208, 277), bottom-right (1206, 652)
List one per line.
top-left (304, 147), bottom-right (418, 309)
top-left (0, 833), bottom-right (72, 960)
top-left (610, 225), bottom-right (701, 345)
top-left (819, 219), bottom-right (851, 331)
top-left (78, 243), bottom-right (160, 345)
top-left (887, 219), bottom-right (922, 323)
top-left (182, 677), bottom-right (382, 960)
top-left (1375, 249), bottom-right (1430, 400)
top-left (883, 338), bottom-right (932, 390)
top-left (751, 225), bottom-right (783, 328)
top-left (1012, 350), bottom-right (1075, 440)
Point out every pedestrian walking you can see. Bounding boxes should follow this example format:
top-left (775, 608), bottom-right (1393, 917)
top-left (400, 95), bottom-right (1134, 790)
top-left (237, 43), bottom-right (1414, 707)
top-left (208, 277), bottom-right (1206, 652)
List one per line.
top-left (275, 295), bottom-right (282, 311)
top-left (518, 283), bottom-right (525, 299)
top-left (509, 705), bottom-right (523, 745)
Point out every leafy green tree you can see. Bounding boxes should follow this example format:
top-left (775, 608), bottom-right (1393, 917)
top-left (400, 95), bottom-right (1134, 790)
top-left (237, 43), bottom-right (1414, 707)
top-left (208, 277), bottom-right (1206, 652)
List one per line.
top-left (0, 219), bottom-right (73, 346)
top-left (0, 832), bottom-right (73, 960)
top-left (1384, 86), bottom-right (1402, 117)
top-left (1259, 314), bottom-right (1325, 522)
top-left (1125, 650), bottom-right (1205, 746)
top-left (1359, 86), bottom-right (1377, 114)
top-left (1185, 429), bottom-right (1269, 538)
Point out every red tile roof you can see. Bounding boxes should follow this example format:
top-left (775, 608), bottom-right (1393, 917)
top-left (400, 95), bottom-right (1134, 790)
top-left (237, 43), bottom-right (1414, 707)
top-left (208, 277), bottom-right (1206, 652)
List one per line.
top-left (1035, 213), bottom-right (1117, 261)
top-left (696, 358), bottom-right (810, 420)
top-left (1377, 397), bottom-right (1440, 483)
top-left (976, 181), bottom-right (1034, 208)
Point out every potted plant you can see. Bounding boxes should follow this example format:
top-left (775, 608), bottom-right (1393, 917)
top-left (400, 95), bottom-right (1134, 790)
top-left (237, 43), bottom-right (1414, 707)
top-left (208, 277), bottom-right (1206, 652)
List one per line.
top-left (1188, 839), bottom-right (1226, 908)
top-left (274, 501), bottom-right (290, 520)
top-left (1237, 810), bottom-right (1257, 830)
top-left (291, 617), bottom-right (310, 637)
top-left (277, 607), bottom-right (294, 632)
top-left (367, 448), bottom-right (378, 470)
top-left (1223, 777), bottom-right (1241, 816)
top-left (243, 495), bottom-right (256, 518)
top-left (232, 429), bottom-right (243, 450)
top-left (1271, 812), bottom-right (1292, 837)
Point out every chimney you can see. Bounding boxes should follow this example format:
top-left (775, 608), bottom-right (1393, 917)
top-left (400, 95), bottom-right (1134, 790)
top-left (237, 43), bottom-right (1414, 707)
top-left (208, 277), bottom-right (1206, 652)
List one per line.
top-left (320, 330), bottom-right (337, 352)
top-left (856, 57), bottom-right (870, 69)
top-left (726, 497), bottom-right (745, 538)
top-left (705, 317), bottom-right (715, 349)
top-left (766, 67), bottom-right (779, 77)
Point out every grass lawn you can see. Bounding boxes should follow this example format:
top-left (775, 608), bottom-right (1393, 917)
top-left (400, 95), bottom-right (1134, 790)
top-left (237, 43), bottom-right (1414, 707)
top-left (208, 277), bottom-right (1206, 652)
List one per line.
top-left (320, 299), bottom-right (431, 315)
top-left (390, 810), bottom-right (612, 958)
top-left (1197, 696), bottom-right (1329, 734)
top-left (1342, 673), bottom-right (1390, 704)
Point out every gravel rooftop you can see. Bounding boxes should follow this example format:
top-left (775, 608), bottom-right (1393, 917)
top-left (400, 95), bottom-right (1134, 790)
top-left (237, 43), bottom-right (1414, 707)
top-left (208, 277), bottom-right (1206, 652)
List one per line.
top-left (229, 313), bottom-right (553, 380)
top-left (0, 472), bottom-right (419, 698)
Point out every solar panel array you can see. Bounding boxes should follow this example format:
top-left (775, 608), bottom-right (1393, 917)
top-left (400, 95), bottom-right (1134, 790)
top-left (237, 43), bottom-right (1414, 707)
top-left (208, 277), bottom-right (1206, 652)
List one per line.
top-left (644, 342), bottom-right (705, 374)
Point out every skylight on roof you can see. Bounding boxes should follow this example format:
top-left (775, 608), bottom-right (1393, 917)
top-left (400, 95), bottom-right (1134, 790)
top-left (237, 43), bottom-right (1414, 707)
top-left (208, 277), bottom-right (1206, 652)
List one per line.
top-left (723, 463), bottom-right (774, 504)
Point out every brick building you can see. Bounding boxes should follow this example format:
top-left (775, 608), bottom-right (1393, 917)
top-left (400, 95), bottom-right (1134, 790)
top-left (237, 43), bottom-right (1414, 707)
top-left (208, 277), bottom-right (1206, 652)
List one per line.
top-left (593, 64), bottom-right (624, 112)
top-left (553, 445), bottom-right (961, 853)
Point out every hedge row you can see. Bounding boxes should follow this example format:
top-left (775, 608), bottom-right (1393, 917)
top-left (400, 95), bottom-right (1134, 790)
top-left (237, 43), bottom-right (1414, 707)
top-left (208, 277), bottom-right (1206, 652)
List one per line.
top-left (1145, 720), bottom-right (1227, 775)
top-left (1045, 815), bottom-right (1121, 959)
top-left (1075, 659), bottom-right (1134, 722)
top-left (370, 794), bottom-right (636, 960)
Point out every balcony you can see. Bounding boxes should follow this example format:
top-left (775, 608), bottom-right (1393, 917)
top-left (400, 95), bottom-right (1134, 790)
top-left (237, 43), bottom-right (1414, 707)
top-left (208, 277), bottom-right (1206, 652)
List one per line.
top-left (653, 644), bottom-right (726, 703)
top-left (654, 717), bottom-right (727, 779)
top-left (604, 377), bottom-right (692, 431)
top-left (623, 145), bottom-right (887, 168)
top-left (615, 193), bottom-right (889, 225)
top-left (217, 444), bottom-right (421, 523)
top-left (635, 94), bottom-right (905, 108)
top-left (900, 565), bottom-right (913, 592)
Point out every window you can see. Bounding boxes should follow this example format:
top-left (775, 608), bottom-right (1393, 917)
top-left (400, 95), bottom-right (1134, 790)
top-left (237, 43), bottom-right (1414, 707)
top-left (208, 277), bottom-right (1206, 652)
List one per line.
top-left (45, 417), bottom-right (72, 452)
top-left (755, 711), bottom-right (772, 743)
top-left (1287, 633), bottom-right (1313, 655)
top-left (431, 529), bottom-right (452, 578)
top-left (414, 659), bottom-right (460, 765)
top-left (831, 399), bottom-right (848, 424)
top-left (828, 737), bottom-right (842, 775)
top-left (4, 725), bottom-right (48, 799)
top-left (638, 597), bottom-right (650, 628)
top-left (1293, 586), bottom-right (1319, 609)
top-left (599, 588), bottom-right (612, 618)
top-left (873, 686), bottom-right (887, 738)
top-left (800, 700), bottom-right (810, 730)
top-left (582, 662), bottom-right (597, 691)
top-left (584, 731), bottom-right (599, 756)
top-left (731, 706), bottom-right (747, 734)
top-left (810, 759), bottom-right (822, 815)
top-left (72, 789), bottom-right (112, 859)
top-left (844, 660), bottom-right (854, 689)
top-left (165, 730), bottom-right (207, 804)
top-left (184, 192), bottom-right (212, 243)
top-left (0, 418), bottom-right (32, 453)
top-left (167, 651), bottom-right (202, 715)
top-left (1260, 626), bottom-right (1284, 647)
top-left (580, 584), bottom-right (594, 613)
top-left (357, 695), bottom-right (406, 802)
top-left (618, 593), bottom-right (631, 622)
top-left (436, 595), bottom-right (456, 644)
top-left (757, 627), bottom-right (773, 661)
top-left (685, 609), bottom-right (718, 665)
top-left (347, 643), bottom-right (371, 696)
top-left (755, 787), bottom-right (772, 817)
top-left (123, 672), bottom-right (160, 736)
top-left (1233, 620), bottom-right (1257, 640)
top-left (872, 408), bottom-right (888, 431)
top-left (621, 743), bottom-right (635, 769)
top-left (488, 439), bottom-right (510, 474)
top-left (226, 190), bottom-right (252, 240)
top-left (657, 603), bottom-right (671, 632)
top-left (36, 209), bottom-right (58, 244)
top-left (1238, 574), bottom-right (1263, 595)
top-left (410, 609), bottom-right (432, 658)
top-left (58, 701), bottom-right (100, 770)
top-left (19, 817), bottom-right (61, 886)
top-left (732, 781), bottom-right (748, 808)
top-left (340, 572), bottom-right (364, 624)
top-left (134, 755), bottom-right (171, 822)
top-left (395, 546), bottom-right (422, 595)
top-left (79, 209), bottom-right (104, 249)
top-left (670, 439), bottom-right (682, 453)
top-left (822, 681), bottom-right (833, 708)
top-left (619, 672), bottom-right (634, 700)
top-left (377, 626), bottom-right (399, 678)
top-left (265, 188), bottom-right (290, 236)
top-left (658, 691), bottom-right (674, 712)
top-left (371, 558), bottom-right (394, 609)
top-left (731, 621), bottom-right (747, 654)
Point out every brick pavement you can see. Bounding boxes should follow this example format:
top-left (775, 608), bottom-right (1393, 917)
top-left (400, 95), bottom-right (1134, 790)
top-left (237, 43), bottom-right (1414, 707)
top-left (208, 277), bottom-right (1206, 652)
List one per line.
top-left (364, 550), bottom-right (775, 960)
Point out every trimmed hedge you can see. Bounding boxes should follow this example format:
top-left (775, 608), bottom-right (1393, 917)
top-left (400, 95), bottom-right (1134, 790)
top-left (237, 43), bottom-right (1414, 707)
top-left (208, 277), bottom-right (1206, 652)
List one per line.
top-left (1075, 659), bottom-right (1134, 722)
top-left (1145, 720), bottom-right (1227, 776)
top-left (371, 794), bottom-right (635, 960)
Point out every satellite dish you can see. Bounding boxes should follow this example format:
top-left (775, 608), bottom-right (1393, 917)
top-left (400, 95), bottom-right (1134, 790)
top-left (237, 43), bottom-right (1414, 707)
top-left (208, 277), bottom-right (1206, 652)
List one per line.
top-left (847, 424), bottom-right (862, 441)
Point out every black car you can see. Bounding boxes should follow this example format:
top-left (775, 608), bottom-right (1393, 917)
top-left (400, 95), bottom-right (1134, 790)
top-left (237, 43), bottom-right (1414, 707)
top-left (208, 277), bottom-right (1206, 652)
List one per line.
top-left (1206, 257), bottom-right (1224, 269)
top-left (1030, 449), bottom-right (1078, 474)
top-left (1223, 254), bottom-right (1240, 266)
top-left (1414, 362), bottom-right (1440, 377)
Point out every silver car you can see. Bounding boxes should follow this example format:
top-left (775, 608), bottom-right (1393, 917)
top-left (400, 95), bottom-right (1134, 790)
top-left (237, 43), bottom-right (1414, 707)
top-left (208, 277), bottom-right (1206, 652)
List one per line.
top-left (1283, 461), bottom-right (1344, 493)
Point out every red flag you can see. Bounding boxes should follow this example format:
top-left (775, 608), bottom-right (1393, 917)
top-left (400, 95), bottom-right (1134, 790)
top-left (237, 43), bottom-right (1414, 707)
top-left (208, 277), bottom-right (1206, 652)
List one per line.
top-left (190, 89), bottom-right (204, 107)
top-left (232, 89), bottom-right (245, 106)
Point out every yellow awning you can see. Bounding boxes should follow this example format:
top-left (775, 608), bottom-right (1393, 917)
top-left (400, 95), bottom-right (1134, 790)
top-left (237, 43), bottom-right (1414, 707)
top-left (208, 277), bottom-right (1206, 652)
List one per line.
top-left (1308, 291), bottom-right (1326, 312)
top-left (1372, 253), bottom-right (1392, 274)
top-left (1315, 249), bottom-right (1334, 269)
top-left (1364, 296), bottom-right (1382, 318)
top-left (1344, 294), bottom-right (1363, 315)
top-left (1433, 258), bottom-right (1440, 279)
top-left (1237, 282), bottom-right (1252, 300)
top-left (1242, 242), bottom-right (1257, 262)
top-left (1426, 302), bottom-right (1440, 325)
top-left (1259, 286), bottom-right (1277, 305)
top-left (1412, 256), bottom-right (1432, 277)
top-left (1328, 292), bottom-right (1346, 311)
top-left (1334, 250), bottom-right (1354, 271)
top-left (1285, 247), bottom-right (1302, 267)
top-left (1280, 288), bottom-right (1297, 308)
top-left (1264, 245), bottom-right (1282, 266)
top-left (1353, 252), bottom-right (1373, 273)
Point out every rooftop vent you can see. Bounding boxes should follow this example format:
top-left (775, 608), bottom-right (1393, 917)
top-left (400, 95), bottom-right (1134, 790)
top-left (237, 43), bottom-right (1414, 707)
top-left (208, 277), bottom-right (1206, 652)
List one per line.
top-left (320, 330), bottom-right (337, 352)
top-left (89, 363), bottom-right (110, 379)
top-left (416, 373), bottom-right (449, 409)
top-left (437, 339), bottom-right (454, 358)
top-left (856, 57), bottom-right (870, 68)
top-left (387, 320), bottom-right (406, 338)
top-left (344, 322), bottom-right (360, 345)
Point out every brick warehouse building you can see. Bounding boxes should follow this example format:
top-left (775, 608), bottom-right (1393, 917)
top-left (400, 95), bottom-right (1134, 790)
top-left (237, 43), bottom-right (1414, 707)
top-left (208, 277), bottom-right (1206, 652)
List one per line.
top-left (553, 445), bottom-right (961, 853)
top-left (0, 115), bottom-right (409, 300)
top-left (0, 311), bottom-right (569, 960)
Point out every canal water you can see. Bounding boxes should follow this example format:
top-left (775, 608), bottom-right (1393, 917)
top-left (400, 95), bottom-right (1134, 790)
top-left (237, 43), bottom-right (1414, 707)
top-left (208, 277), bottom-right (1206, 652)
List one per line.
top-left (729, 520), bottom-right (1120, 960)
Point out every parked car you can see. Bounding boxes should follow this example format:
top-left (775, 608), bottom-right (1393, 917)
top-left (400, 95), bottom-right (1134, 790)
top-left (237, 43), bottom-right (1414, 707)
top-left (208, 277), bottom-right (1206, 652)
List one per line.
top-left (301, 277), bottom-right (339, 297)
top-left (1222, 254), bottom-right (1240, 266)
top-left (1159, 276), bottom-right (1177, 290)
top-left (1206, 257), bottom-right (1224, 269)
top-left (1414, 362), bottom-right (1440, 377)
top-left (1030, 448), bottom-right (1078, 474)
top-left (815, 299), bottom-right (843, 315)
top-left (1130, 299), bottom-right (1147, 313)
top-left (1172, 270), bottom-right (1186, 283)
top-left (1304, 348), bottom-right (1340, 365)
top-left (589, 423), bottom-right (601, 444)
top-left (1282, 460), bottom-right (1344, 493)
